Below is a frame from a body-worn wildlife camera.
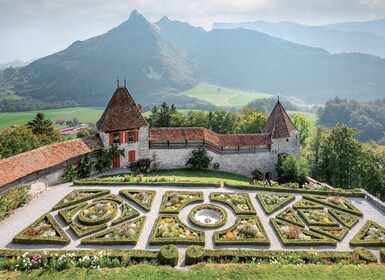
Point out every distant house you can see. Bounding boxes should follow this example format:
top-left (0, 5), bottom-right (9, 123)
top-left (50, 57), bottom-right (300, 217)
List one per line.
top-left (55, 120), bottom-right (66, 125)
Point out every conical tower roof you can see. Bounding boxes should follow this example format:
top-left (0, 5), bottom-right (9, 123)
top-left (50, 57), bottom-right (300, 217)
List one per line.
top-left (96, 87), bottom-right (147, 132)
top-left (262, 101), bottom-right (298, 139)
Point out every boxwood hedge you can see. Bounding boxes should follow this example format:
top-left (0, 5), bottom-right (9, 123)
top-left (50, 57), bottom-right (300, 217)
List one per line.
top-left (159, 191), bottom-right (203, 214)
top-left (309, 226), bottom-right (349, 241)
top-left (58, 202), bottom-right (88, 225)
top-left (349, 220), bottom-right (385, 247)
top-left (256, 193), bottom-right (295, 215)
top-left (210, 192), bottom-right (256, 215)
top-left (302, 194), bottom-right (363, 216)
top-left (52, 189), bottom-right (110, 210)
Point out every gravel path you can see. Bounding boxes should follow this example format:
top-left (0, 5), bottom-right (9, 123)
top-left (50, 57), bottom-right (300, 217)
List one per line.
top-left (1, 182), bottom-right (385, 266)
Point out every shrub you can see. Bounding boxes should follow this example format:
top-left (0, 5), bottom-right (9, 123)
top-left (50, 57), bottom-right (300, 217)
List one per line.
top-left (252, 169), bottom-right (263, 180)
top-left (0, 185), bottom-right (31, 221)
top-left (186, 148), bottom-right (212, 170)
top-left (61, 165), bottom-right (78, 182)
top-left (185, 245), bottom-right (204, 265)
top-left (158, 245), bottom-right (179, 267)
top-left (380, 248), bottom-right (385, 263)
top-left (354, 247), bottom-right (377, 263)
top-left (276, 154), bottom-right (308, 185)
top-left (77, 155), bottom-right (94, 178)
top-left (212, 162), bottom-right (220, 171)
top-left (95, 145), bottom-right (125, 172)
top-left (130, 158), bottom-right (151, 172)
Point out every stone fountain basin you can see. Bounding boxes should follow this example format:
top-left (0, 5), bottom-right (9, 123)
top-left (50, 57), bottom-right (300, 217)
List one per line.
top-left (194, 209), bottom-right (222, 224)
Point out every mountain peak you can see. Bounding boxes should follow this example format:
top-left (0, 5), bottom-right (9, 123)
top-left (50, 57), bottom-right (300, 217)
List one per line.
top-left (128, 9), bottom-right (147, 23)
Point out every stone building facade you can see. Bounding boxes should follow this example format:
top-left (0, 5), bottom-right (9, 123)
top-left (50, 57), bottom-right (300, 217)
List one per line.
top-left (96, 86), bottom-right (300, 178)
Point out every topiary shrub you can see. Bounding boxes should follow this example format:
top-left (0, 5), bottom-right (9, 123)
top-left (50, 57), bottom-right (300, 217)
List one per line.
top-left (158, 244), bottom-right (179, 267)
top-left (354, 247), bottom-right (377, 263)
top-left (130, 158), bottom-right (151, 172)
top-left (186, 148), bottom-right (212, 170)
top-left (185, 245), bottom-right (204, 265)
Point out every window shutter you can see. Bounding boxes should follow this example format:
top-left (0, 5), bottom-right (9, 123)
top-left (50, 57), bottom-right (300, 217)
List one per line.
top-left (125, 132), bottom-right (129, 144)
top-left (119, 132), bottom-right (124, 144)
top-left (134, 130), bottom-right (139, 142)
top-left (109, 133), bottom-right (113, 145)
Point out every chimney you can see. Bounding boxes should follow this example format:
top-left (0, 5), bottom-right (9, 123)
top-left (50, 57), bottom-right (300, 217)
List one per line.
top-left (137, 104), bottom-right (142, 112)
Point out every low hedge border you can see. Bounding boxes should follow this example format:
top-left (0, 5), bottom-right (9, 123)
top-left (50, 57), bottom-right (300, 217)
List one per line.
top-left (210, 192), bottom-right (256, 215)
top-left (74, 180), bottom-right (221, 188)
top-left (0, 185), bottom-right (31, 222)
top-left (380, 248), bottom-right (385, 263)
top-left (93, 194), bottom-right (123, 204)
top-left (111, 203), bottom-right (140, 226)
top-left (78, 201), bottom-right (118, 226)
top-left (184, 247), bottom-right (367, 265)
top-left (159, 191), bottom-right (204, 214)
top-left (214, 215), bottom-right (270, 246)
top-left (0, 249), bottom-right (160, 270)
top-left (328, 209), bottom-right (359, 229)
top-left (149, 214), bottom-right (205, 245)
top-left (302, 194), bottom-right (363, 216)
top-left (309, 226), bottom-right (349, 241)
top-left (256, 193), bottom-right (295, 215)
top-left (58, 202), bottom-right (88, 225)
top-left (353, 247), bottom-right (377, 263)
top-left (275, 207), bottom-right (305, 228)
top-left (52, 189), bottom-right (111, 210)
top-left (119, 190), bottom-right (156, 212)
top-left (81, 216), bottom-right (146, 245)
top-left (297, 209), bottom-right (340, 227)
top-left (224, 183), bottom-right (364, 197)
top-left (270, 218), bottom-right (337, 246)
top-left (69, 222), bottom-right (108, 238)
top-left (158, 244), bottom-right (179, 267)
top-left (12, 213), bottom-right (70, 245)
top-left (189, 204), bottom-right (228, 228)
top-left (292, 199), bottom-right (324, 210)
top-left (349, 220), bottom-right (385, 247)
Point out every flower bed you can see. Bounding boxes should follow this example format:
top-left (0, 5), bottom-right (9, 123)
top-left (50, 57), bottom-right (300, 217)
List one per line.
top-left (270, 218), bottom-right (337, 246)
top-left (214, 215), bottom-right (270, 245)
top-left (210, 192), bottom-right (256, 215)
top-left (297, 209), bottom-right (339, 227)
top-left (184, 247), bottom-right (367, 265)
top-left (275, 207), bottom-right (305, 228)
top-left (159, 191), bottom-right (203, 214)
top-left (149, 215), bottom-right (205, 245)
top-left (226, 181), bottom-right (364, 197)
top-left (52, 189), bottom-right (110, 210)
top-left (302, 194), bottom-right (363, 216)
top-left (309, 226), bottom-right (348, 241)
top-left (354, 247), bottom-right (377, 263)
top-left (69, 222), bottom-right (108, 238)
top-left (119, 190), bottom-right (156, 212)
top-left (292, 199), bottom-right (324, 210)
top-left (349, 220), bottom-right (385, 247)
top-left (256, 193), bottom-right (295, 215)
top-left (81, 216), bottom-right (146, 245)
top-left (93, 194), bottom-right (123, 204)
top-left (328, 209), bottom-right (359, 229)
top-left (189, 204), bottom-right (227, 228)
top-left (78, 201), bottom-right (118, 226)
top-left (12, 214), bottom-right (70, 245)
top-left (58, 202), bottom-right (88, 225)
top-left (111, 203), bottom-right (140, 226)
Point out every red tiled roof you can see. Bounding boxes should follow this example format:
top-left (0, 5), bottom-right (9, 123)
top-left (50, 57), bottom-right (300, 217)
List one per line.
top-left (0, 139), bottom-right (95, 188)
top-left (96, 87), bottom-right (148, 132)
top-left (149, 127), bottom-right (271, 147)
top-left (262, 101), bottom-right (298, 138)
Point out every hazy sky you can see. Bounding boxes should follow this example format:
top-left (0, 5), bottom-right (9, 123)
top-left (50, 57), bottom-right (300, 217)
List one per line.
top-left (1, 0), bottom-right (385, 63)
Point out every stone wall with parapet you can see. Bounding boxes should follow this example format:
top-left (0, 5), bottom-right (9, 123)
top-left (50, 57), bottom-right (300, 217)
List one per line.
top-left (150, 148), bottom-right (278, 178)
top-left (271, 133), bottom-right (300, 158)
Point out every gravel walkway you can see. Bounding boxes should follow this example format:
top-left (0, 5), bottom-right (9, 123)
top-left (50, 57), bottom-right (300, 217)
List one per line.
top-left (1, 182), bottom-right (385, 266)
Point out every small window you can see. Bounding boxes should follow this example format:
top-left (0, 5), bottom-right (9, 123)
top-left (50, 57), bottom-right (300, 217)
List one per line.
top-left (113, 132), bottom-right (120, 144)
top-left (286, 138), bottom-right (289, 142)
top-left (128, 131), bottom-right (135, 143)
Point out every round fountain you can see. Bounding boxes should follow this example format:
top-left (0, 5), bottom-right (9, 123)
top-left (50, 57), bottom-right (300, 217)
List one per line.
top-left (189, 204), bottom-right (227, 228)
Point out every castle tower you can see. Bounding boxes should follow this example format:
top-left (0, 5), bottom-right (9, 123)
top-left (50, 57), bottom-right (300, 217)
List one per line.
top-left (263, 100), bottom-right (300, 158)
top-left (96, 85), bottom-right (149, 168)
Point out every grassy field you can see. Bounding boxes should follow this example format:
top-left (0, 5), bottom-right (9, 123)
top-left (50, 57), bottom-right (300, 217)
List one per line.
top-left (5, 264), bottom-right (385, 280)
top-left (0, 107), bottom-right (104, 131)
top-left (287, 111), bottom-right (318, 125)
top-left (181, 83), bottom-right (273, 107)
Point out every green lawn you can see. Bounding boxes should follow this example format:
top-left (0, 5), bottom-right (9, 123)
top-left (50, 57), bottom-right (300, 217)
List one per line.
top-left (7, 264), bottom-right (385, 280)
top-left (181, 83), bottom-right (273, 107)
top-left (148, 169), bottom-right (253, 186)
top-left (0, 107), bottom-right (104, 131)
